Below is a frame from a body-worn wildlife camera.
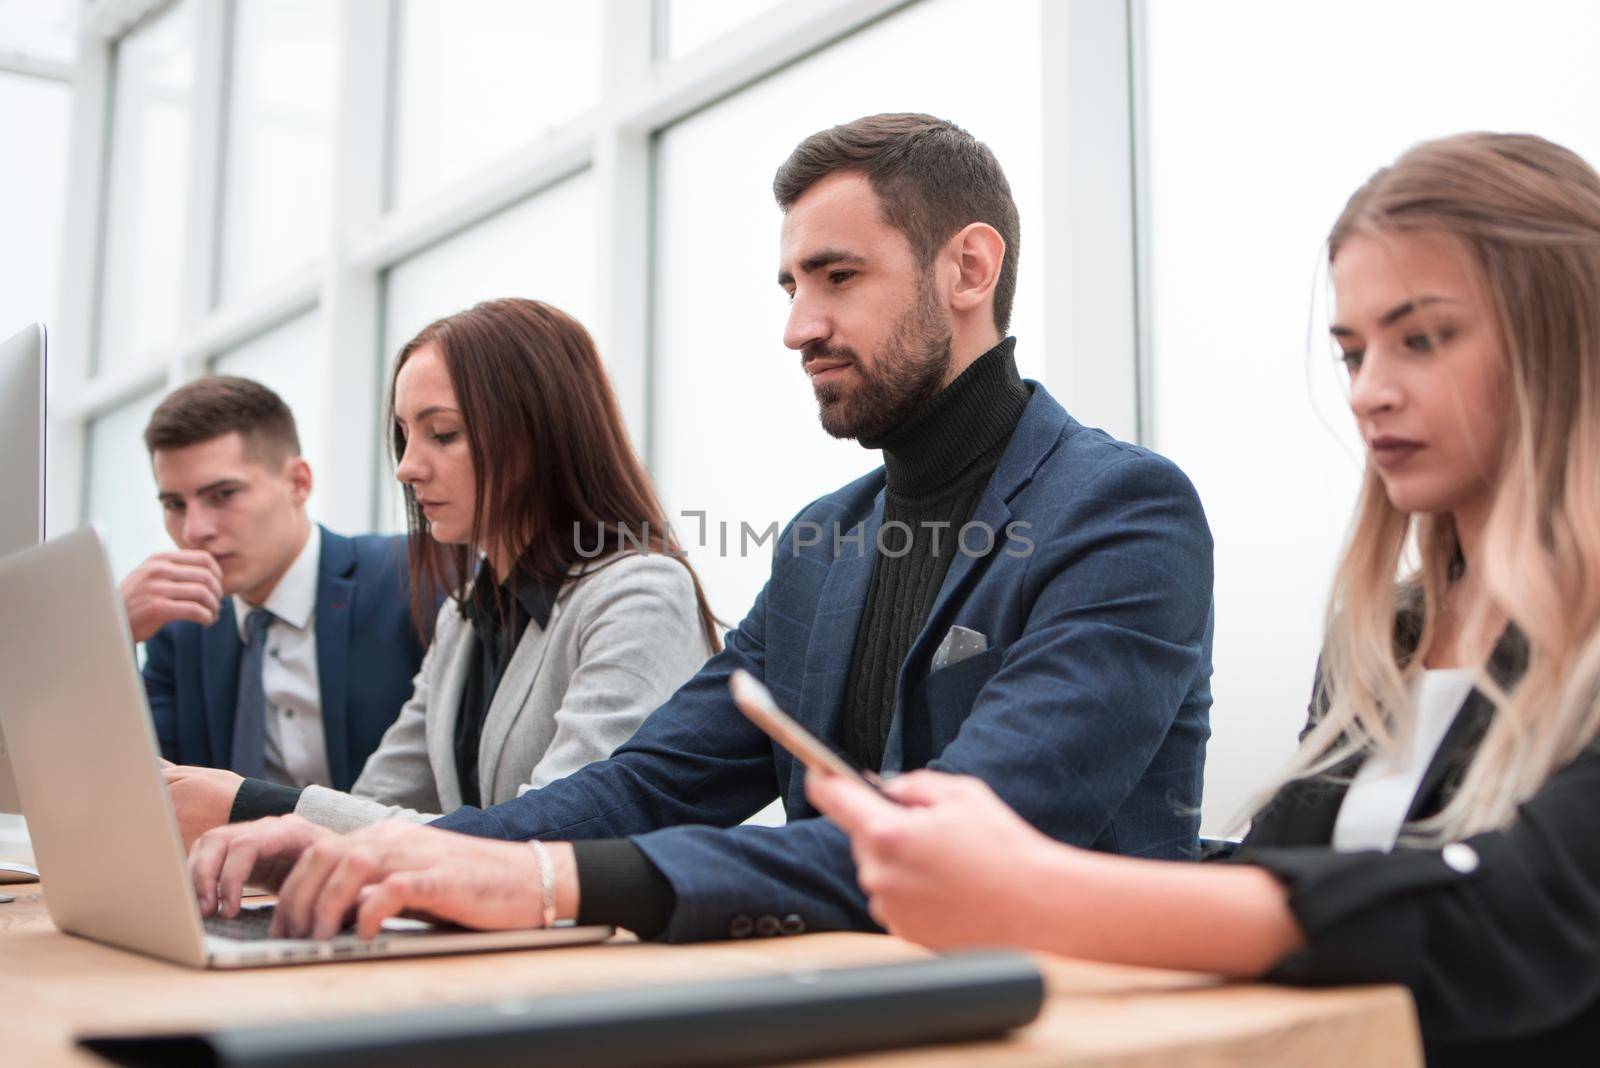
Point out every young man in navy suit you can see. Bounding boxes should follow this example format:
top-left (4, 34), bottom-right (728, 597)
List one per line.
top-left (190, 115), bottom-right (1216, 944)
top-left (121, 377), bottom-right (424, 845)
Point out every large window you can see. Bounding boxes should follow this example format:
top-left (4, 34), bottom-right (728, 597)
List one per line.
top-left (663, 0), bottom-right (787, 58)
top-left (388, 0), bottom-right (602, 209)
top-left (98, 0), bottom-right (199, 372)
top-left (211, 312), bottom-right (328, 483)
top-left (652, 0), bottom-right (1046, 625)
top-left (0, 0), bottom-right (78, 65)
top-left (0, 0), bottom-right (76, 331)
top-left (218, 0), bottom-right (338, 302)
top-left (84, 390), bottom-right (169, 584)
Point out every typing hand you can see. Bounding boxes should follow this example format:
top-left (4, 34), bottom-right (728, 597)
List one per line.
top-left (162, 764), bottom-right (244, 850)
top-left (119, 550), bottom-right (225, 643)
top-left (269, 821), bottom-right (574, 940)
top-left (189, 814), bottom-right (335, 919)
top-left (806, 769), bottom-right (1055, 948)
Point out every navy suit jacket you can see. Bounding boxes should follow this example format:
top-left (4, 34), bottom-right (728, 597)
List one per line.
top-left (435, 385), bottom-right (1215, 941)
top-left (143, 527), bottom-right (424, 791)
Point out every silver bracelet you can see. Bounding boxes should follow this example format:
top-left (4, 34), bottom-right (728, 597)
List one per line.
top-left (530, 840), bottom-right (558, 928)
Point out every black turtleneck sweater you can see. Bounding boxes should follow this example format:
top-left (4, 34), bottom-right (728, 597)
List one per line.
top-left (572, 338), bottom-right (1032, 938)
top-left (844, 337), bottom-right (1032, 769)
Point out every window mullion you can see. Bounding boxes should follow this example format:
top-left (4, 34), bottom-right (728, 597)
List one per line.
top-left (595, 0), bottom-right (655, 463)
top-left (179, 0), bottom-right (231, 383)
top-left (324, 0), bottom-right (391, 534)
top-left (1038, 0), bottom-right (1141, 444)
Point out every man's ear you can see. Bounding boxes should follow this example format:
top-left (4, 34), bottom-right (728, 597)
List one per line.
top-left (285, 456), bottom-right (313, 507)
top-left (946, 222), bottom-right (1005, 320)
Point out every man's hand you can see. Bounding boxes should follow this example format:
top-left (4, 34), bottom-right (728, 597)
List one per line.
top-left (119, 550), bottom-right (225, 642)
top-left (253, 821), bottom-right (577, 940)
top-left (806, 769), bottom-right (1059, 949)
top-left (162, 764), bottom-right (245, 850)
top-left (189, 814), bottom-right (336, 919)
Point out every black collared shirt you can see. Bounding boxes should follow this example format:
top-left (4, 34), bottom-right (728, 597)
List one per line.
top-left (453, 563), bottom-right (560, 808)
top-left (229, 562), bottom-right (560, 824)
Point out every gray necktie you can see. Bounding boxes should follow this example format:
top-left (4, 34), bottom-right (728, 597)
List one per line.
top-left (230, 608), bottom-right (275, 779)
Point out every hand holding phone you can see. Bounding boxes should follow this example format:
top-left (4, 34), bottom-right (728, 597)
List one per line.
top-left (728, 669), bottom-right (893, 797)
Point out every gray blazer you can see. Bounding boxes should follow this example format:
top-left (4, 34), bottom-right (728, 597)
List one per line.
top-left (295, 552), bottom-right (713, 832)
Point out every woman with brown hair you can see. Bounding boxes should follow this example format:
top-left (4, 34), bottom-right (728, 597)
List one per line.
top-left (810, 132), bottom-right (1600, 1064)
top-left (201, 297), bottom-right (718, 833)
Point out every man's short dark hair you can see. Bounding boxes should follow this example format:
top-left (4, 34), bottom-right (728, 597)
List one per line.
top-left (773, 113), bottom-right (1021, 334)
top-left (143, 375), bottom-right (301, 463)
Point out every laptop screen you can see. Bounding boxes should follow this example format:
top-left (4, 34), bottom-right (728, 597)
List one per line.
top-left (0, 321), bottom-right (46, 817)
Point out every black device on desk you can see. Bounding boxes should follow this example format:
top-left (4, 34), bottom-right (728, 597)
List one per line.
top-left (80, 952), bottom-right (1045, 1067)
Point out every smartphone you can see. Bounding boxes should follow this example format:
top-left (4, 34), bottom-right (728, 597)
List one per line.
top-left (729, 669), bottom-right (892, 796)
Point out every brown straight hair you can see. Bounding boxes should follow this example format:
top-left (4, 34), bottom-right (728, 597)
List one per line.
top-left (387, 298), bottom-right (720, 649)
top-left (773, 112), bottom-right (1021, 334)
top-left (144, 375), bottom-right (300, 463)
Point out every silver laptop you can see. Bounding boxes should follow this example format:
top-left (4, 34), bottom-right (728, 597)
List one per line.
top-left (0, 322), bottom-right (46, 816)
top-left (0, 527), bottom-right (614, 967)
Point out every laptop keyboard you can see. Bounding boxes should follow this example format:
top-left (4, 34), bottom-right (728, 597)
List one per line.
top-left (202, 907), bottom-right (281, 941)
top-left (204, 906), bottom-right (361, 941)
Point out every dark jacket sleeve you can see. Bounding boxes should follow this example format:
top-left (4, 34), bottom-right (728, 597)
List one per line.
top-left (430, 506), bottom-right (905, 941)
top-left (429, 571), bottom-right (783, 847)
top-left (1241, 749), bottom-right (1600, 1044)
top-left (142, 627), bottom-right (181, 763)
top-left (436, 453), bottom-right (1214, 943)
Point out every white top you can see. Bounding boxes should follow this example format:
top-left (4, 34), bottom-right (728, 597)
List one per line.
top-left (1332, 668), bottom-right (1475, 852)
top-left (231, 525), bottom-right (330, 789)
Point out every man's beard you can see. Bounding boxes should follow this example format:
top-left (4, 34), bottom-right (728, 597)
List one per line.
top-left (807, 276), bottom-right (953, 441)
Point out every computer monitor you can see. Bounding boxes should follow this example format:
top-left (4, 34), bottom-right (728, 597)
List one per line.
top-left (0, 322), bottom-right (46, 815)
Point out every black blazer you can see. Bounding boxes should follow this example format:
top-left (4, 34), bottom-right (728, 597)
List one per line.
top-left (1236, 620), bottom-right (1600, 1065)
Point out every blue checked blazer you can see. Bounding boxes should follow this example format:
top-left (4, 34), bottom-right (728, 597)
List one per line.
top-left (434, 383), bottom-right (1215, 941)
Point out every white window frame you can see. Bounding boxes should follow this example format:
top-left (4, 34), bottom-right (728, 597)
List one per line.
top-left (53, 0), bottom-right (1147, 537)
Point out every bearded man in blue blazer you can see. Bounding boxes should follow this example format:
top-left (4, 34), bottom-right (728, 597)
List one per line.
top-left (121, 377), bottom-right (423, 843)
top-left (189, 114), bottom-right (1215, 945)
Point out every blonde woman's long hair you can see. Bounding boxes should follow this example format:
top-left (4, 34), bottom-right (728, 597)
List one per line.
top-left (1252, 132), bottom-right (1600, 843)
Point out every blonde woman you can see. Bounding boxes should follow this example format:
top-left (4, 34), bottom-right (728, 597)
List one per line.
top-left (810, 132), bottom-right (1600, 1063)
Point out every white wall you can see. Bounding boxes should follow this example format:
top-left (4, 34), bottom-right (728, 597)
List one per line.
top-left (1143, 0), bottom-right (1600, 829)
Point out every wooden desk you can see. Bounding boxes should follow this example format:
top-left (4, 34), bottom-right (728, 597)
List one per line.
top-left (0, 882), bottom-right (1422, 1066)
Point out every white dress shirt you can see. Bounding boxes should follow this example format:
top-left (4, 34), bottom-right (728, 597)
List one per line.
top-left (1332, 668), bottom-right (1476, 852)
top-left (232, 525), bottom-right (331, 789)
